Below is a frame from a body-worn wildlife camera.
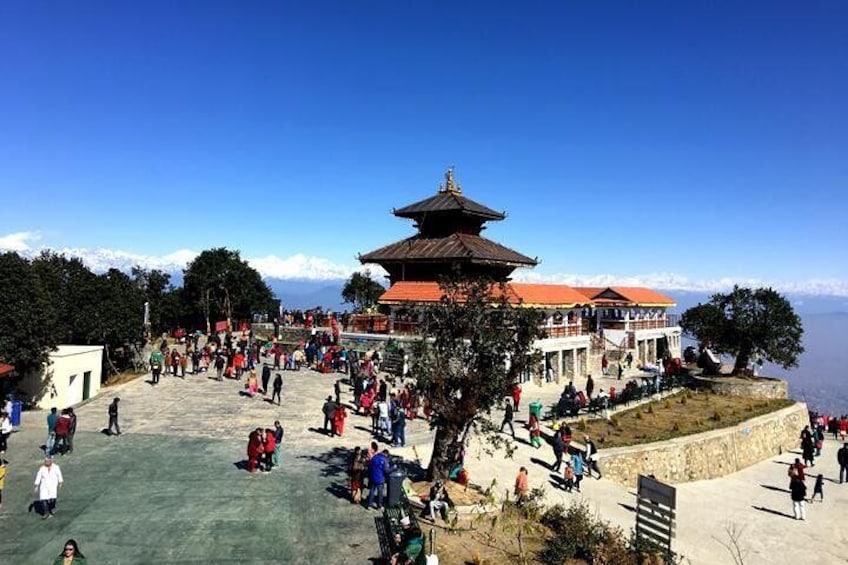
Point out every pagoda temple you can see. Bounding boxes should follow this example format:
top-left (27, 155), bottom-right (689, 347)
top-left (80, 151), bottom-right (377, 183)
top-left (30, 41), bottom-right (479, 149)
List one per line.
top-left (354, 169), bottom-right (682, 380)
top-left (358, 168), bottom-right (537, 284)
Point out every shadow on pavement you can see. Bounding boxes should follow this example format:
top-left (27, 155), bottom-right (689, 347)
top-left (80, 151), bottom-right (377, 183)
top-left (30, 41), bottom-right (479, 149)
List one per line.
top-left (619, 502), bottom-right (637, 512)
top-left (298, 445), bottom-right (351, 477)
top-left (761, 483), bottom-right (790, 493)
top-left (752, 505), bottom-right (795, 519)
top-left (530, 456), bottom-right (551, 470)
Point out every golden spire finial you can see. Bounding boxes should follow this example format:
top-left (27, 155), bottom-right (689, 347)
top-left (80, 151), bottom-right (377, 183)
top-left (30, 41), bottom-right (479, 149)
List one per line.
top-left (441, 165), bottom-right (460, 194)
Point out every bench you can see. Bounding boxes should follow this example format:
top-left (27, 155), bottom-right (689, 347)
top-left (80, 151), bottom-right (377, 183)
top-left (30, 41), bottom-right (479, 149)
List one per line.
top-left (376, 493), bottom-right (426, 564)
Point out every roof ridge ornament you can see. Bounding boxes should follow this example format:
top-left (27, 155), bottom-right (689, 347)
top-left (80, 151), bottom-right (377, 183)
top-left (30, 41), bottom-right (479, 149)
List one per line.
top-left (438, 166), bottom-right (461, 194)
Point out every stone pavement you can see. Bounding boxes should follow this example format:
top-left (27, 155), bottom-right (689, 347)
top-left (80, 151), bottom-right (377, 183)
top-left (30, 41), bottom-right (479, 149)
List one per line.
top-left (1, 360), bottom-right (846, 564)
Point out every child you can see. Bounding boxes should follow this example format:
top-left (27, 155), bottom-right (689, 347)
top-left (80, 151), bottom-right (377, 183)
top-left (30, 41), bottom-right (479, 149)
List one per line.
top-left (563, 461), bottom-right (575, 492)
top-left (0, 458), bottom-right (6, 510)
top-left (812, 474), bottom-right (824, 502)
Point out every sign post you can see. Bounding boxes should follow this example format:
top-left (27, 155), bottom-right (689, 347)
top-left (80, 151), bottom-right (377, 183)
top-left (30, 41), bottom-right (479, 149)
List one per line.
top-left (635, 475), bottom-right (676, 558)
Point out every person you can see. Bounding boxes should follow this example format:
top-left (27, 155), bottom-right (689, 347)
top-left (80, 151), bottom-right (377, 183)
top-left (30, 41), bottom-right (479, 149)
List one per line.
top-left (246, 428), bottom-right (263, 473)
top-left (552, 431), bottom-right (565, 472)
top-left (584, 436), bottom-right (602, 479)
top-left (334, 379), bottom-right (342, 405)
top-left (262, 428), bottom-right (276, 472)
top-left (601, 354), bottom-right (609, 376)
top-left (811, 474), bottom-right (824, 502)
top-left (838, 442), bottom-right (848, 484)
top-left (500, 398), bottom-right (515, 438)
top-left (272, 421), bottom-right (284, 467)
top-left (392, 516), bottom-right (423, 563)
top-left (54, 538), bottom-right (86, 564)
top-left (333, 403), bottom-right (348, 437)
top-left (53, 409), bottom-right (71, 455)
top-left (378, 398), bottom-right (391, 438)
top-left (348, 446), bottom-right (364, 504)
top-left (571, 451), bottom-right (584, 492)
top-left (107, 398), bottom-right (121, 436)
top-left (511, 383), bottom-right (522, 412)
top-left (801, 427), bottom-right (815, 467)
top-left (368, 449), bottom-right (390, 509)
top-left (0, 457), bottom-right (6, 511)
top-left (563, 461), bottom-right (575, 492)
top-left (392, 406), bottom-right (406, 447)
top-left (33, 456), bottom-right (63, 518)
top-left (529, 414), bottom-right (542, 448)
top-left (246, 371), bottom-right (259, 396)
top-left (46, 407), bottom-right (58, 456)
top-left (322, 396), bottom-right (336, 436)
top-left (789, 458), bottom-right (806, 483)
top-left (271, 373), bottom-right (283, 405)
top-left (66, 408), bottom-right (77, 454)
top-left (427, 479), bottom-right (453, 521)
top-left (261, 364), bottom-right (272, 395)
top-left (789, 475), bottom-right (807, 520)
top-left (514, 466), bottom-right (529, 503)
top-left (625, 351), bottom-right (634, 369)
top-left (585, 374), bottom-right (594, 400)
top-left (150, 349), bottom-right (163, 384)
top-left (0, 410), bottom-right (11, 459)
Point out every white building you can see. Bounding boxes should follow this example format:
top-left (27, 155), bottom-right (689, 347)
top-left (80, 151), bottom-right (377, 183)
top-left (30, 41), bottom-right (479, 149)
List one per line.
top-left (18, 345), bottom-right (104, 409)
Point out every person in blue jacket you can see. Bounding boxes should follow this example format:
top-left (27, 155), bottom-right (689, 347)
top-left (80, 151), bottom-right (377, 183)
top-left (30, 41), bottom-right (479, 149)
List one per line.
top-left (368, 449), bottom-right (391, 509)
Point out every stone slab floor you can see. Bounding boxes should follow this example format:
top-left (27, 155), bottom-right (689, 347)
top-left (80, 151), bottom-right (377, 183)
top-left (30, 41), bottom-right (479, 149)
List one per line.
top-left (0, 366), bottom-right (418, 564)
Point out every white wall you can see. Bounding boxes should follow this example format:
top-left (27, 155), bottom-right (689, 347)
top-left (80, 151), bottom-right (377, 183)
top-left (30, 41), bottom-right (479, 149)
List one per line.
top-left (19, 345), bottom-right (104, 409)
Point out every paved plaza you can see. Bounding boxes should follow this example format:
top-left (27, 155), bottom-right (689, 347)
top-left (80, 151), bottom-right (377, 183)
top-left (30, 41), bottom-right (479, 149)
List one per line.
top-left (1, 362), bottom-right (847, 564)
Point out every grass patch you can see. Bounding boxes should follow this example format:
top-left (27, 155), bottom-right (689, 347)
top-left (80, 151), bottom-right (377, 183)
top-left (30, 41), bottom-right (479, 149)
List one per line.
top-left (581, 391), bottom-right (794, 448)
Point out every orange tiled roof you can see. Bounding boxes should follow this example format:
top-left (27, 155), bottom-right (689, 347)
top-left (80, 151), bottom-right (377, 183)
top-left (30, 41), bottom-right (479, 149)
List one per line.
top-left (379, 281), bottom-right (592, 308)
top-left (574, 286), bottom-right (676, 306)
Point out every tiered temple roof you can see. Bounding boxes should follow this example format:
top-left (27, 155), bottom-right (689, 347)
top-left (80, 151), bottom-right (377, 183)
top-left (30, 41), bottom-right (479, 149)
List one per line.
top-left (359, 168), bottom-right (537, 283)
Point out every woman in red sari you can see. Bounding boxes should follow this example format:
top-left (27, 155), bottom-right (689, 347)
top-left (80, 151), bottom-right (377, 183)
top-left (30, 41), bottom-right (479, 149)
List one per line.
top-left (333, 404), bottom-right (348, 437)
top-left (247, 428), bottom-right (264, 473)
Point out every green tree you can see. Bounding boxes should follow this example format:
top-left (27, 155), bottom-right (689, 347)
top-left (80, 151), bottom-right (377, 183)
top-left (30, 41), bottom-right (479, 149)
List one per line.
top-left (0, 252), bottom-right (60, 374)
top-left (183, 248), bottom-right (276, 333)
top-left (131, 266), bottom-right (178, 334)
top-left (410, 277), bottom-right (544, 479)
top-left (341, 270), bottom-right (385, 312)
top-left (680, 286), bottom-right (804, 373)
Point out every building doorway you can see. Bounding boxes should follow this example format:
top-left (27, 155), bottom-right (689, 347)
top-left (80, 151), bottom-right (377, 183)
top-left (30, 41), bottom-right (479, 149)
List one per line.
top-left (83, 371), bottom-right (91, 401)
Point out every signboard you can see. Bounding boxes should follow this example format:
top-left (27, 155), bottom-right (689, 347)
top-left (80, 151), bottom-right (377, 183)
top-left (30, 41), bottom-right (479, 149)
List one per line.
top-left (635, 475), bottom-right (676, 555)
top-left (215, 320), bottom-right (229, 332)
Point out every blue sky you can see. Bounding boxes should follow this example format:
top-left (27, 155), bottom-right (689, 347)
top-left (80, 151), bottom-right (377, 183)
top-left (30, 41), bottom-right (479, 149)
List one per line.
top-left (1, 1), bottom-right (846, 294)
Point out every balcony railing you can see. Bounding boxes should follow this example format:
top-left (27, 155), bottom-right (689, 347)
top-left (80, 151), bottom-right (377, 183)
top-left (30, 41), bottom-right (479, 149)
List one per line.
top-left (540, 322), bottom-right (586, 339)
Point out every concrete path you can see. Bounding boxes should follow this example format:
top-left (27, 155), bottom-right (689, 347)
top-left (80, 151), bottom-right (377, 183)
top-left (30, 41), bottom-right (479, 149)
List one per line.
top-left (1, 361), bottom-right (846, 564)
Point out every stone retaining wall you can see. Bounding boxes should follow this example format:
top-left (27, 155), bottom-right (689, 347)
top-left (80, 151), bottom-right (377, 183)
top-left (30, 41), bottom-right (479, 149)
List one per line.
top-left (695, 376), bottom-right (788, 400)
top-left (600, 402), bottom-right (807, 487)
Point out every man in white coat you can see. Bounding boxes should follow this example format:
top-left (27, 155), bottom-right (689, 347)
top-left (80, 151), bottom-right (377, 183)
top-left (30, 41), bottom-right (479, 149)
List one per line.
top-left (33, 456), bottom-right (63, 518)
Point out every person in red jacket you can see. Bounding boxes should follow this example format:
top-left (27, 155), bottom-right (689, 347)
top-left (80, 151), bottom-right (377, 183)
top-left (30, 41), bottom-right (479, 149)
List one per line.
top-left (262, 428), bottom-right (276, 472)
top-left (52, 410), bottom-right (72, 456)
top-left (511, 384), bottom-right (522, 412)
top-left (246, 428), bottom-right (263, 473)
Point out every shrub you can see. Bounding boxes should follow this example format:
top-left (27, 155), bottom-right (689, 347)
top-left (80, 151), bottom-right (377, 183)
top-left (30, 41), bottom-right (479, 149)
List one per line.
top-left (646, 403), bottom-right (655, 415)
top-left (680, 395), bottom-right (688, 406)
top-left (539, 502), bottom-right (634, 565)
top-left (712, 410), bottom-right (722, 422)
top-left (577, 418), bottom-right (588, 431)
top-left (609, 415), bottom-right (620, 428)
top-left (664, 399), bottom-right (672, 409)
top-left (635, 411), bottom-right (644, 420)
top-left (672, 421), bottom-right (680, 432)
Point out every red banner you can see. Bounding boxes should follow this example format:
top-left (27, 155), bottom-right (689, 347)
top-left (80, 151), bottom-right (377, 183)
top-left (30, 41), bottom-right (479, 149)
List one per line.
top-left (215, 320), bottom-right (229, 332)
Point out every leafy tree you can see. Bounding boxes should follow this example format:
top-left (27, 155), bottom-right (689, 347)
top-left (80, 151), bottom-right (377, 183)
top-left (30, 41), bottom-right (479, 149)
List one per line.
top-left (680, 286), bottom-right (804, 373)
top-left (131, 266), bottom-right (178, 334)
top-left (183, 248), bottom-right (276, 333)
top-left (410, 277), bottom-right (544, 479)
top-left (341, 270), bottom-right (385, 312)
top-left (0, 252), bottom-right (60, 374)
